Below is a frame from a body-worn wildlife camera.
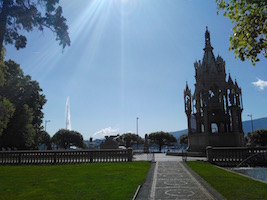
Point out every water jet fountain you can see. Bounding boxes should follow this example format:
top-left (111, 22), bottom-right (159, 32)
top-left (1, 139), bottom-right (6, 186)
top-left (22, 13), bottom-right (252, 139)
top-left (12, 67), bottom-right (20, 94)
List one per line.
top-left (66, 96), bottom-right (71, 130)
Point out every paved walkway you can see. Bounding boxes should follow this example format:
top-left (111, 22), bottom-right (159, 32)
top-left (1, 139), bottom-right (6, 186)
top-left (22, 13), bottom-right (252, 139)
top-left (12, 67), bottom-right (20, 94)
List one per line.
top-left (150, 161), bottom-right (214, 200)
top-left (133, 152), bottom-right (207, 162)
top-left (135, 154), bottom-right (223, 200)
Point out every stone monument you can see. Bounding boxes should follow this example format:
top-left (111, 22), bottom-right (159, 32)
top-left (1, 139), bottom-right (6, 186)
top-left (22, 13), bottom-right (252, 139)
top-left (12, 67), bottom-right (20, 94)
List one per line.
top-left (184, 27), bottom-right (245, 153)
top-left (100, 135), bottom-right (119, 149)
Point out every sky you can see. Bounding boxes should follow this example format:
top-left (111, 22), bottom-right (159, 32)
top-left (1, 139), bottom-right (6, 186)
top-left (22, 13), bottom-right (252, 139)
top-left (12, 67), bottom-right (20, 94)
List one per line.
top-left (5, 0), bottom-right (267, 140)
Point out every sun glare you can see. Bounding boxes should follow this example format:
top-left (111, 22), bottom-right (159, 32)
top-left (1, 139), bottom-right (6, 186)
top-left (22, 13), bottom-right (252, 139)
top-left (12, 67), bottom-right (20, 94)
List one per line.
top-left (113, 0), bottom-right (141, 16)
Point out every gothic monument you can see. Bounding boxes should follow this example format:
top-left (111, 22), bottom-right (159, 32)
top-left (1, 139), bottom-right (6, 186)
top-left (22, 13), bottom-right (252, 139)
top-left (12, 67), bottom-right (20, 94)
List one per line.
top-left (184, 27), bottom-right (245, 153)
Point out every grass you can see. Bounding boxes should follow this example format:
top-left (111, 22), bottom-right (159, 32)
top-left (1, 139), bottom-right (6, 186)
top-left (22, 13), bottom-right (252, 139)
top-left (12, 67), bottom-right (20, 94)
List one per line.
top-left (0, 161), bottom-right (151, 200)
top-left (187, 161), bottom-right (267, 200)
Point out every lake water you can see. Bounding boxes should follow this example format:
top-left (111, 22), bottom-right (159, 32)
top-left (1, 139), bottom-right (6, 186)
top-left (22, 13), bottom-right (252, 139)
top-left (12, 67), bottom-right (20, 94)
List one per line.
top-left (231, 167), bottom-right (267, 183)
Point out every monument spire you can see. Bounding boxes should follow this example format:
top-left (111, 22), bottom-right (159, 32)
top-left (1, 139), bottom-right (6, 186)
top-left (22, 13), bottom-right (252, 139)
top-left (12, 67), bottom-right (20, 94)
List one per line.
top-left (203, 27), bottom-right (215, 70)
top-left (204, 26), bottom-right (213, 50)
top-left (205, 26), bottom-right (210, 46)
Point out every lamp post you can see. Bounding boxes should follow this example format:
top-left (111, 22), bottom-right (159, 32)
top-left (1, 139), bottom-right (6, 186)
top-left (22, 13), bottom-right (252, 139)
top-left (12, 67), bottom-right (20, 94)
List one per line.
top-left (247, 114), bottom-right (254, 133)
top-left (136, 117), bottom-right (139, 150)
top-left (45, 120), bottom-right (51, 132)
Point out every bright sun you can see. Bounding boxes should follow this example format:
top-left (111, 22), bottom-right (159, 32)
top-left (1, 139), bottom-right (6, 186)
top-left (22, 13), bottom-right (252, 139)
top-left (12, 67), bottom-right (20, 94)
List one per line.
top-left (113, 0), bottom-right (141, 16)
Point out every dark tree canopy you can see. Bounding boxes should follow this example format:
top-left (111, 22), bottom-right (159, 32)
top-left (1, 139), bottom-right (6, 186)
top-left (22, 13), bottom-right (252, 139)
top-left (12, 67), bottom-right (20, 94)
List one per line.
top-left (0, 97), bottom-right (14, 136)
top-left (0, 59), bottom-right (46, 149)
top-left (35, 130), bottom-right (51, 149)
top-left (148, 131), bottom-right (177, 152)
top-left (0, 54), bottom-right (15, 137)
top-left (0, 104), bottom-right (36, 149)
top-left (0, 60), bottom-right (46, 129)
top-left (246, 129), bottom-right (267, 147)
top-left (0, 0), bottom-right (70, 55)
top-left (52, 129), bottom-right (84, 149)
top-left (179, 133), bottom-right (188, 145)
top-left (118, 133), bottom-right (144, 148)
top-left (216, 0), bottom-right (267, 65)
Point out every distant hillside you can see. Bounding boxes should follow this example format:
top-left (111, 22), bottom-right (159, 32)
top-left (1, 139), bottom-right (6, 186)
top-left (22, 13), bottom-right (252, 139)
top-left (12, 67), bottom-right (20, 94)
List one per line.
top-left (169, 129), bottom-right (188, 139)
top-left (170, 117), bottom-right (267, 138)
top-left (243, 117), bottom-right (267, 135)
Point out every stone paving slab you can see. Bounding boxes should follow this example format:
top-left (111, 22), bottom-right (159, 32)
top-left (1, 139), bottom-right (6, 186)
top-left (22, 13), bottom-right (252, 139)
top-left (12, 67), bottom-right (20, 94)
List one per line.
top-left (133, 153), bottom-right (207, 162)
top-left (150, 161), bottom-right (214, 200)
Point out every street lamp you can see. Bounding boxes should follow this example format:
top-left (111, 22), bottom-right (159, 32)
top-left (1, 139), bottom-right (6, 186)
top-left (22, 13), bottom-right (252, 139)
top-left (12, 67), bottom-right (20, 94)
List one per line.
top-left (136, 117), bottom-right (139, 150)
top-left (247, 114), bottom-right (254, 133)
top-left (136, 117), bottom-right (139, 136)
top-left (45, 120), bottom-right (51, 132)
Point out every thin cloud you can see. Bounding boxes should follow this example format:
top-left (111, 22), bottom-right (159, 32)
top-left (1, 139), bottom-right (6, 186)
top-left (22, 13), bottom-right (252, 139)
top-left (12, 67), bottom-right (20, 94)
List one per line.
top-left (93, 127), bottom-right (119, 139)
top-left (252, 78), bottom-right (267, 91)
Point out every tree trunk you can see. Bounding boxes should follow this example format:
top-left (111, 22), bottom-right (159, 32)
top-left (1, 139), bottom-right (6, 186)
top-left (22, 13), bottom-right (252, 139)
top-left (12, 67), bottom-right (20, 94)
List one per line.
top-left (159, 144), bottom-right (162, 152)
top-left (0, 0), bottom-right (10, 57)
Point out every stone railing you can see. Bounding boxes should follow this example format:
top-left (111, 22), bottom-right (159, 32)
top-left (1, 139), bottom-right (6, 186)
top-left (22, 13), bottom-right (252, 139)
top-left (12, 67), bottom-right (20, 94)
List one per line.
top-left (0, 148), bottom-right (133, 165)
top-left (206, 146), bottom-right (267, 167)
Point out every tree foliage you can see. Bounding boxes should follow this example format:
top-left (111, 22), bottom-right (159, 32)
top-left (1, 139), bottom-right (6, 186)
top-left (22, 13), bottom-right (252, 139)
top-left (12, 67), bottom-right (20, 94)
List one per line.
top-left (0, 97), bottom-right (14, 136)
top-left (216, 0), bottom-right (267, 65)
top-left (0, 55), bottom-right (14, 137)
top-left (1, 60), bottom-right (46, 128)
top-left (246, 129), bottom-right (267, 147)
top-left (0, 59), bottom-right (46, 149)
top-left (0, 0), bottom-right (70, 55)
top-left (179, 133), bottom-right (188, 145)
top-left (148, 131), bottom-right (177, 152)
top-left (117, 133), bottom-right (144, 148)
top-left (0, 104), bottom-right (35, 149)
top-left (35, 130), bottom-right (51, 149)
top-left (52, 129), bottom-right (84, 149)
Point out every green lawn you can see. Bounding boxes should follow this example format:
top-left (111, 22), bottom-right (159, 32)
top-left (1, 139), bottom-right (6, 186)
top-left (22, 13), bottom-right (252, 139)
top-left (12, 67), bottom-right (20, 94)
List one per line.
top-left (187, 161), bottom-right (267, 200)
top-left (0, 162), bottom-right (150, 200)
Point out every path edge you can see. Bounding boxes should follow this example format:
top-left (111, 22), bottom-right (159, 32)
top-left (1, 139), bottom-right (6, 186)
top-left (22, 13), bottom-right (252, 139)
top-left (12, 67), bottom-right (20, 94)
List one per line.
top-left (181, 162), bottom-right (225, 200)
top-left (135, 162), bottom-right (156, 200)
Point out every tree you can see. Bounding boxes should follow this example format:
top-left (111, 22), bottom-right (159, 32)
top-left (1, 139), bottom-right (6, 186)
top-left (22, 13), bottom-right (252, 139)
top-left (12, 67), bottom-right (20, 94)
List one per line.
top-left (0, 97), bottom-right (14, 137)
top-left (246, 129), bottom-right (267, 147)
top-left (52, 129), bottom-right (84, 149)
top-left (1, 60), bottom-right (46, 130)
top-left (216, 0), bottom-right (267, 65)
top-left (179, 133), bottom-right (188, 145)
top-left (0, 59), bottom-right (46, 149)
top-left (0, 0), bottom-right (70, 56)
top-left (148, 131), bottom-right (177, 152)
top-left (0, 104), bottom-right (35, 149)
top-left (0, 54), bottom-right (14, 137)
top-left (117, 133), bottom-right (144, 148)
top-left (35, 130), bottom-right (51, 149)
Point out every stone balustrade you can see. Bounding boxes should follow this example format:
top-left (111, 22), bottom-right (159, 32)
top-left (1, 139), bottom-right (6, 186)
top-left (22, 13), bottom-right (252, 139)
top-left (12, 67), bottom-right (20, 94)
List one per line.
top-left (206, 146), bottom-right (267, 167)
top-left (0, 148), bottom-right (133, 165)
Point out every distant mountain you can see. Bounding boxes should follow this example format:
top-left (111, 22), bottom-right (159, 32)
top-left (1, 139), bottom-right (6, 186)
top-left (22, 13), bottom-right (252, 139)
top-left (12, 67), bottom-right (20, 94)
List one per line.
top-left (169, 129), bottom-right (188, 139)
top-left (243, 117), bottom-right (267, 135)
top-left (170, 117), bottom-right (267, 138)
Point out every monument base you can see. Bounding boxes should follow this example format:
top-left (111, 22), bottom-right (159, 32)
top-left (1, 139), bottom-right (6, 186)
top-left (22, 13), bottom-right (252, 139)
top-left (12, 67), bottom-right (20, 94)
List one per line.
top-left (187, 132), bottom-right (245, 154)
